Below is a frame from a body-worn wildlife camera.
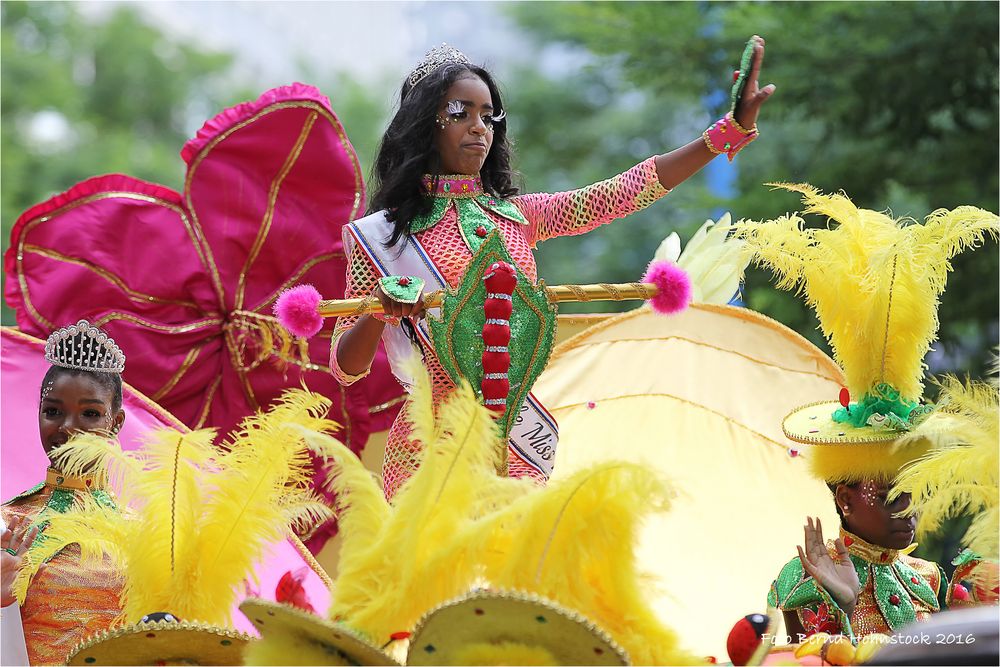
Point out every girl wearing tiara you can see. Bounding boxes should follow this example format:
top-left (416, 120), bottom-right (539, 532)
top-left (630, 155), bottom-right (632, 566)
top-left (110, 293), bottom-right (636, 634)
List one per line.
top-left (331, 39), bottom-right (775, 498)
top-left (1, 321), bottom-right (126, 666)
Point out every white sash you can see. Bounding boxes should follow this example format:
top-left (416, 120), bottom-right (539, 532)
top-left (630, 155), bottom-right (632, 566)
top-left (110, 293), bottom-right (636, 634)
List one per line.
top-left (343, 211), bottom-right (559, 479)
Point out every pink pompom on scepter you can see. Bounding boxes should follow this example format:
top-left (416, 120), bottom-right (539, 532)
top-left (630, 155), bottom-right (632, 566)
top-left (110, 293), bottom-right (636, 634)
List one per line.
top-left (643, 260), bottom-right (692, 314)
top-left (274, 284), bottom-right (324, 338)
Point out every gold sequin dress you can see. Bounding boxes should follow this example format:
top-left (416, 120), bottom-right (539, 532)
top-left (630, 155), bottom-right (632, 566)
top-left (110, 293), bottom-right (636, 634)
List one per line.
top-left (768, 528), bottom-right (945, 643)
top-left (2, 469), bottom-right (122, 665)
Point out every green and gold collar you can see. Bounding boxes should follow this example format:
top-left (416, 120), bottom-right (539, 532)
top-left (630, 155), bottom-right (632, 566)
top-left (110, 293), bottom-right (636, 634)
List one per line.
top-left (841, 528), bottom-right (916, 564)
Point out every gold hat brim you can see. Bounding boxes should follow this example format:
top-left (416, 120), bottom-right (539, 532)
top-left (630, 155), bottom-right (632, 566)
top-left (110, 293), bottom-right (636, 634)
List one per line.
top-left (65, 620), bottom-right (250, 666)
top-left (239, 598), bottom-right (400, 666)
top-left (783, 402), bottom-right (932, 483)
top-left (407, 591), bottom-right (628, 666)
top-left (782, 401), bottom-right (902, 445)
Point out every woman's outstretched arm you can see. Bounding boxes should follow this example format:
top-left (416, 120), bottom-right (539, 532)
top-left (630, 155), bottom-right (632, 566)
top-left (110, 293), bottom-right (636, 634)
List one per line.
top-left (654, 35), bottom-right (775, 190)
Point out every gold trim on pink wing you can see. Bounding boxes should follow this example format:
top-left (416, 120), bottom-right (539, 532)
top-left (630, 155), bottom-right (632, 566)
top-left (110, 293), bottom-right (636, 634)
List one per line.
top-left (90, 311), bottom-right (222, 334)
top-left (15, 192), bottom-right (211, 333)
top-left (252, 251), bottom-right (345, 314)
top-left (193, 374), bottom-right (223, 429)
top-left (183, 100), bottom-right (366, 315)
top-left (367, 395), bottom-right (405, 415)
top-left (22, 245), bottom-right (201, 310)
top-left (235, 111), bottom-right (319, 311)
top-left (150, 342), bottom-right (208, 402)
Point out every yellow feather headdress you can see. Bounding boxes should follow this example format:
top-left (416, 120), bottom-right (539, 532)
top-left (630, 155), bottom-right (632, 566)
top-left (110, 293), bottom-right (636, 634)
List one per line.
top-left (244, 357), bottom-right (696, 666)
top-left (733, 184), bottom-right (998, 482)
top-left (893, 377), bottom-right (999, 564)
top-left (13, 389), bottom-right (339, 629)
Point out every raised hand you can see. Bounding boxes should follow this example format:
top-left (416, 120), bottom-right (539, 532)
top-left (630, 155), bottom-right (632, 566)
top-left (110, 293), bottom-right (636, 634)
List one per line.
top-left (796, 516), bottom-right (860, 615)
top-left (1, 515), bottom-right (39, 606)
top-left (734, 35), bottom-right (776, 130)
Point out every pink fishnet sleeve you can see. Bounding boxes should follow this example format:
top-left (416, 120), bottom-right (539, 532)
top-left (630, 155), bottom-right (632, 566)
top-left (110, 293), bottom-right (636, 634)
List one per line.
top-left (330, 242), bottom-right (382, 386)
top-left (514, 157), bottom-right (668, 247)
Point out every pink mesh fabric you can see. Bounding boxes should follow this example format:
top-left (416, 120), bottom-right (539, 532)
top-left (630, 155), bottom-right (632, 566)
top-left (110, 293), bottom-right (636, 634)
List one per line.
top-left (517, 157), bottom-right (667, 246)
top-left (332, 158), bottom-right (667, 498)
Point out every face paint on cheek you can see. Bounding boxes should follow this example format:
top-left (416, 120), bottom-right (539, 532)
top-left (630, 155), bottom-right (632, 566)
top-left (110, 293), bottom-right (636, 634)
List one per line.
top-left (859, 480), bottom-right (879, 507)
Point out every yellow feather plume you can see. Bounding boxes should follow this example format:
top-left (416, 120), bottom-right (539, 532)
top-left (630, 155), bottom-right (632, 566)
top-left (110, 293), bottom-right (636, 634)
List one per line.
top-left (182, 389), bottom-right (338, 625)
top-left (316, 358), bottom-right (695, 663)
top-left (324, 357), bottom-right (512, 642)
top-left (893, 378), bottom-right (999, 561)
top-left (458, 465), bottom-right (697, 666)
top-left (733, 185), bottom-right (998, 402)
top-left (15, 390), bottom-right (340, 627)
top-left (47, 431), bottom-right (144, 491)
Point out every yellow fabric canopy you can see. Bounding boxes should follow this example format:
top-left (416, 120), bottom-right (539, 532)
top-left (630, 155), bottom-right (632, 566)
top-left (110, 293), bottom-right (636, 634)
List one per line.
top-left (320, 305), bottom-right (843, 661)
top-left (532, 304), bottom-right (843, 660)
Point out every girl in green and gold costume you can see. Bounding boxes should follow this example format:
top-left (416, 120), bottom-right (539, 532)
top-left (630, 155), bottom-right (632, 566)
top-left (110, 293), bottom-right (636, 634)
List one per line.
top-left (731, 184), bottom-right (998, 644)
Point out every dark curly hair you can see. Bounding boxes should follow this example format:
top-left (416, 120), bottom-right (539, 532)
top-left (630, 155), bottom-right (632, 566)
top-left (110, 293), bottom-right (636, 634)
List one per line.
top-left (369, 62), bottom-right (519, 248)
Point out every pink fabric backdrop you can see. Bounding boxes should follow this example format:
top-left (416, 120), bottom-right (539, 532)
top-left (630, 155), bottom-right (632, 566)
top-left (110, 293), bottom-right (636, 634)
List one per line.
top-left (3, 84), bottom-right (404, 550)
top-left (0, 327), bottom-right (332, 632)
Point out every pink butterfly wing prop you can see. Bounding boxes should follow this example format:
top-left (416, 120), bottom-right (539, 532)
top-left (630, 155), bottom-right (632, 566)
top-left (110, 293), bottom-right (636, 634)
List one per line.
top-left (4, 85), bottom-right (405, 549)
top-left (4, 174), bottom-right (227, 429)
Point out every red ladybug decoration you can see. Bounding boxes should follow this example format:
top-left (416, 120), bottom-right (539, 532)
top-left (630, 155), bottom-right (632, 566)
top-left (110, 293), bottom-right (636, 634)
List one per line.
top-left (727, 613), bottom-right (770, 666)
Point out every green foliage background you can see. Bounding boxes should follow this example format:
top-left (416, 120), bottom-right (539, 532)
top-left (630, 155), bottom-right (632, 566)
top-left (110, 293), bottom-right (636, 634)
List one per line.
top-left (2, 0), bottom-right (996, 572)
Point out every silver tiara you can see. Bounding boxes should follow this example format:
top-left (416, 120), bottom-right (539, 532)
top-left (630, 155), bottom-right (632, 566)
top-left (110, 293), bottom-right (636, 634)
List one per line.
top-left (44, 320), bottom-right (126, 374)
top-left (407, 44), bottom-right (471, 89)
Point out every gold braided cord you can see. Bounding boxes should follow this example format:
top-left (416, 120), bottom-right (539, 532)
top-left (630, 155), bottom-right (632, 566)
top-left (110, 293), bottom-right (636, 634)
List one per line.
top-left (562, 284), bottom-right (592, 302)
top-left (225, 310), bottom-right (322, 373)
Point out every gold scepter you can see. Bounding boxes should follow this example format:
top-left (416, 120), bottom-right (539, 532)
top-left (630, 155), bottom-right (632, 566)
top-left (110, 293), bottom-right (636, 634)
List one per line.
top-left (274, 261), bottom-right (691, 337)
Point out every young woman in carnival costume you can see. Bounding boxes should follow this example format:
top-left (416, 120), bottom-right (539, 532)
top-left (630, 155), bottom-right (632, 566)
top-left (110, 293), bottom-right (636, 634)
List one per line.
top-left (731, 185), bottom-right (999, 652)
top-left (2, 321), bottom-right (337, 665)
top-left (1, 321), bottom-right (127, 665)
top-left (332, 39), bottom-right (775, 498)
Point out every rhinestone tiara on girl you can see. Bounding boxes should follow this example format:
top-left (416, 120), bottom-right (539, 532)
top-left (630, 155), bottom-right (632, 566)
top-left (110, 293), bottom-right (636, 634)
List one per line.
top-left (44, 320), bottom-right (126, 374)
top-left (407, 43), bottom-right (471, 88)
